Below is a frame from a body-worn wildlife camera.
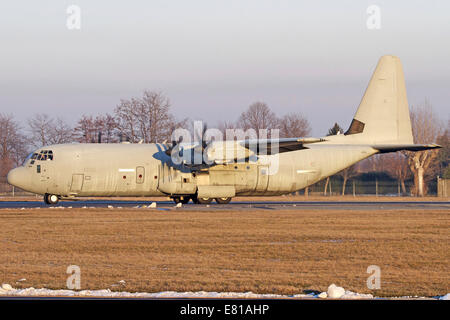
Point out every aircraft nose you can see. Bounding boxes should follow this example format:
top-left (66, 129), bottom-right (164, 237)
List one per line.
top-left (7, 167), bottom-right (29, 189)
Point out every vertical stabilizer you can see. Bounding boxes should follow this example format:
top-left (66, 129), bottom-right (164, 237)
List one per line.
top-left (345, 55), bottom-right (413, 144)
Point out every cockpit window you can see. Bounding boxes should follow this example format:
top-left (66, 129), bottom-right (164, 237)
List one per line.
top-left (37, 150), bottom-right (53, 161)
top-left (24, 150), bottom-right (54, 165)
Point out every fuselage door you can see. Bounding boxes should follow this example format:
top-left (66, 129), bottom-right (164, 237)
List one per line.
top-left (136, 166), bottom-right (145, 184)
top-left (70, 174), bottom-right (84, 192)
top-left (255, 165), bottom-right (269, 192)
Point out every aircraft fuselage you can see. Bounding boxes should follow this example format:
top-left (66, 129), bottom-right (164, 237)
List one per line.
top-left (7, 142), bottom-right (376, 199)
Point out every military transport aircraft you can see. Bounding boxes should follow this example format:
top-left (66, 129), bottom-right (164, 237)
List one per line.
top-left (7, 55), bottom-right (440, 205)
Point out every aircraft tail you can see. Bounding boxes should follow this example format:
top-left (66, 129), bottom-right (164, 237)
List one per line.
top-left (344, 55), bottom-right (414, 145)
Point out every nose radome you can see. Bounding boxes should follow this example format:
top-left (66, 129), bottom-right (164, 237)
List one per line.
top-left (7, 167), bottom-right (28, 189)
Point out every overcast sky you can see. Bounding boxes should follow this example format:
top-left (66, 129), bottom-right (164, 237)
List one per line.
top-left (0, 0), bottom-right (449, 136)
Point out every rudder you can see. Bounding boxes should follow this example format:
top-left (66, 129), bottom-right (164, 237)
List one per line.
top-left (345, 55), bottom-right (414, 144)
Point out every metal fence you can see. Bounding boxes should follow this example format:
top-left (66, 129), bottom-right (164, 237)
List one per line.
top-left (302, 173), bottom-right (440, 197)
top-left (305, 179), bottom-right (417, 196)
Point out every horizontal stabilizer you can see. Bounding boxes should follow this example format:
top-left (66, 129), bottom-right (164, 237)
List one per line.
top-left (242, 137), bottom-right (325, 154)
top-left (372, 144), bottom-right (441, 153)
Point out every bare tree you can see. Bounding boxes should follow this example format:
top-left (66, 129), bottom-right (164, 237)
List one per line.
top-left (217, 120), bottom-right (236, 139)
top-left (115, 91), bottom-right (179, 143)
top-left (28, 114), bottom-right (73, 147)
top-left (51, 118), bottom-right (74, 145)
top-left (279, 112), bottom-right (311, 138)
top-left (0, 114), bottom-right (27, 175)
top-left (74, 115), bottom-right (96, 143)
top-left (385, 152), bottom-right (411, 194)
top-left (100, 114), bottom-right (118, 143)
top-left (28, 114), bottom-right (53, 147)
top-left (407, 100), bottom-right (442, 196)
top-left (339, 164), bottom-right (358, 196)
top-left (237, 102), bottom-right (279, 137)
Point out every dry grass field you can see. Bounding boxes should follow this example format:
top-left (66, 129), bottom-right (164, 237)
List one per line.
top-left (0, 205), bottom-right (449, 297)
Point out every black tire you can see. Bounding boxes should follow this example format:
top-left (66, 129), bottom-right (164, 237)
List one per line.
top-left (215, 197), bottom-right (232, 204)
top-left (197, 197), bottom-right (213, 204)
top-left (45, 193), bottom-right (59, 205)
top-left (172, 197), bottom-right (181, 204)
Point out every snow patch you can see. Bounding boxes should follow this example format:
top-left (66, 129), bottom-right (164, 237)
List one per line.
top-left (0, 284), bottom-right (444, 300)
top-left (327, 284), bottom-right (345, 298)
top-left (0, 285), bottom-right (304, 299)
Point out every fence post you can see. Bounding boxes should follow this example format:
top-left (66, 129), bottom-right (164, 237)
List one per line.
top-left (12, 186), bottom-right (15, 198)
top-left (353, 180), bottom-right (355, 197)
top-left (375, 178), bottom-right (378, 197)
top-left (437, 176), bottom-right (439, 197)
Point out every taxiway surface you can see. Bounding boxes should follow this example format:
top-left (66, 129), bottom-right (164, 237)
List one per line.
top-left (0, 200), bottom-right (448, 211)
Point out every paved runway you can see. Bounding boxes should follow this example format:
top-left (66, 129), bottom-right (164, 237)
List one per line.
top-left (0, 199), bottom-right (449, 211)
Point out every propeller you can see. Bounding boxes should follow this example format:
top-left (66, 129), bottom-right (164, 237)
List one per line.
top-left (165, 136), bottom-right (183, 157)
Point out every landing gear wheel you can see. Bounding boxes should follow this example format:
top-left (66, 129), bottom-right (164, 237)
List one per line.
top-left (197, 197), bottom-right (213, 204)
top-left (44, 193), bottom-right (59, 205)
top-left (215, 197), bottom-right (232, 204)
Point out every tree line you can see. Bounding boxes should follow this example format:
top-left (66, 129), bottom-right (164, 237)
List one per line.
top-left (0, 90), bottom-right (448, 196)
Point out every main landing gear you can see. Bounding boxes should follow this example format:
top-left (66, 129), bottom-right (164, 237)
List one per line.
top-left (171, 196), bottom-right (233, 205)
top-left (44, 193), bottom-right (60, 205)
top-left (215, 197), bottom-right (232, 204)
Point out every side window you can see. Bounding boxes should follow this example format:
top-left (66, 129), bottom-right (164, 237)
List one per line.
top-left (37, 165), bottom-right (41, 173)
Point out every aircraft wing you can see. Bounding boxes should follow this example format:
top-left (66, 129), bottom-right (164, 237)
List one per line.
top-left (371, 143), bottom-right (442, 153)
top-left (241, 137), bottom-right (326, 155)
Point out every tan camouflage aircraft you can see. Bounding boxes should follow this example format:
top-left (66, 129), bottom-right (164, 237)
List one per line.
top-left (7, 56), bottom-right (440, 205)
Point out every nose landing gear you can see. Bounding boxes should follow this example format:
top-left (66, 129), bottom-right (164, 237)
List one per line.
top-left (44, 193), bottom-right (60, 205)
